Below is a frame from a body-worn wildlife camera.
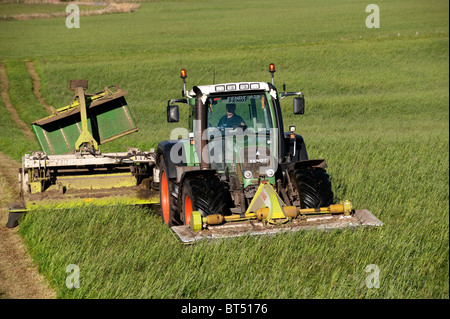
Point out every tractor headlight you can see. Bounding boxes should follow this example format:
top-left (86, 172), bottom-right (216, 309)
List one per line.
top-left (265, 169), bottom-right (275, 177)
top-left (244, 170), bottom-right (253, 179)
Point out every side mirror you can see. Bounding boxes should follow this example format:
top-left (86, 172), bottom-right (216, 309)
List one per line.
top-left (167, 104), bottom-right (179, 122)
top-left (293, 97), bottom-right (305, 115)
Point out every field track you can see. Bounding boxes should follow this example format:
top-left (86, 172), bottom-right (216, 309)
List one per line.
top-left (0, 152), bottom-right (56, 299)
top-left (0, 64), bottom-right (35, 140)
top-left (0, 60), bottom-right (55, 298)
top-left (25, 61), bottom-right (53, 115)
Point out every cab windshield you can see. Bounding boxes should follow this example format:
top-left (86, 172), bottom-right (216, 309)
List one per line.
top-left (204, 92), bottom-right (276, 172)
top-left (206, 93), bottom-right (273, 132)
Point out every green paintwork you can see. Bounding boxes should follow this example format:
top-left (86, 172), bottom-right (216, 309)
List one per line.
top-left (31, 87), bottom-right (138, 155)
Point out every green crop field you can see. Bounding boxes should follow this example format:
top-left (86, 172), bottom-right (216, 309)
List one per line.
top-left (0, 0), bottom-right (448, 300)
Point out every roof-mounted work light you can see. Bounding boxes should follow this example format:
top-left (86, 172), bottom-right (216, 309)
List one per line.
top-left (180, 69), bottom-right (187, 79)
top-left (269, 63), bottom-right (276, 84)
top-left (180, 69), bottom-right (187, 97)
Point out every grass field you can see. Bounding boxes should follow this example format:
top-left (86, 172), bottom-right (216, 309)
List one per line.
top-left (0, 0), bottom-right (448, 299)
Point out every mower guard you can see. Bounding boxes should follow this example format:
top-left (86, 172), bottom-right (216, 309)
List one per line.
top-left (171, 209), bottom-right (383, 243)
top-left (32, 85), bottom-right (138, 155)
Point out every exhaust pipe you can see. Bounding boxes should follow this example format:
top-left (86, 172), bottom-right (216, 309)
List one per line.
top-left (193, 86), bottom-right (209, 170)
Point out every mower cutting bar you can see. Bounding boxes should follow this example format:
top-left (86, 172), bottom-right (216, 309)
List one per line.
top-left (22, 151), bottom-right (156, 169)
top-left (191, 201), bottom-right (354, 231)
top-left (7, 148), bottom-right (159, 228)
top-left (172, 209), bottom-right (383, 243)
top-left (172, 182), bottom-right (382, 243)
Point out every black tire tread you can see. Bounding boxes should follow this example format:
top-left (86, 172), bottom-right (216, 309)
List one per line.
top-left (181, 175), bottom-right (231, 218)
top-left (290, 167), bottom-right (334, 208)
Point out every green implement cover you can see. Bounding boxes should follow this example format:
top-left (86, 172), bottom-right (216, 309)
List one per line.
top-left (32, 87), bottom-right (138, 155)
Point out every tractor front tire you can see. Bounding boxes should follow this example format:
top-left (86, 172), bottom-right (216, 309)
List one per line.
top-left (290, 166), bottom-right (334, 209)
top-left (180, 175), bottom-right (231, 226)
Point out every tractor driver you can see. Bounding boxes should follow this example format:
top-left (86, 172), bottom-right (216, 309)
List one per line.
top-left (217, 103), bottom-right (246, 129)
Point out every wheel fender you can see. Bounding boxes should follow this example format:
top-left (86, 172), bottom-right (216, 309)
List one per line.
top-left (157, 140), bottom-right (187, 179)
top-left (284, 133), bottom-right (309, 162)
top-left (287, 159), bottom-right (328, 173)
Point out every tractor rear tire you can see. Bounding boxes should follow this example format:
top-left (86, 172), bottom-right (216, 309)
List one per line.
top-left (180, 175), bottom-right (231, 226)
top-left (290, 166), bottom-right (334, 209)
top-left (159, 160), bottom-right (181, 226)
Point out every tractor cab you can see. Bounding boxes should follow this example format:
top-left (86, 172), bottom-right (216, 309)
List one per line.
top-left (191, 83), bottom-right (278, 188)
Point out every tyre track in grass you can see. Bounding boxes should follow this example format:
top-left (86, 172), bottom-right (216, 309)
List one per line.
top-left (25, 61), bottom-right (53, 115)
top-left (0, 152), bottom-right (56, 299)
top-left (0, 63), bottom-right (35, 141)
top-left (0, 63), bottom-right (56, 298)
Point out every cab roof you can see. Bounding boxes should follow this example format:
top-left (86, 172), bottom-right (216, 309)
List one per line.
top-left (188, 82), bottom-right (270, 96)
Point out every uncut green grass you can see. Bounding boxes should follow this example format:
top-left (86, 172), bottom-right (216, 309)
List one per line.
top-left (0, 0), bottom-right (448, 298)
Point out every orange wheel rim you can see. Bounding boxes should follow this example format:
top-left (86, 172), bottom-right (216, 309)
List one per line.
top-left (184, 195), bottom-right (193, 226)
top-left (160, 170), bottom-right (170, 224)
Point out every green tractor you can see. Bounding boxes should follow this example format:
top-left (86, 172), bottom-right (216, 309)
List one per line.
top-left (156, 65), bottom-right (381, 242)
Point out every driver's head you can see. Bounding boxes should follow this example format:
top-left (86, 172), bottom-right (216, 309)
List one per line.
top-left (226, 103), bottom-right (236, 114)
